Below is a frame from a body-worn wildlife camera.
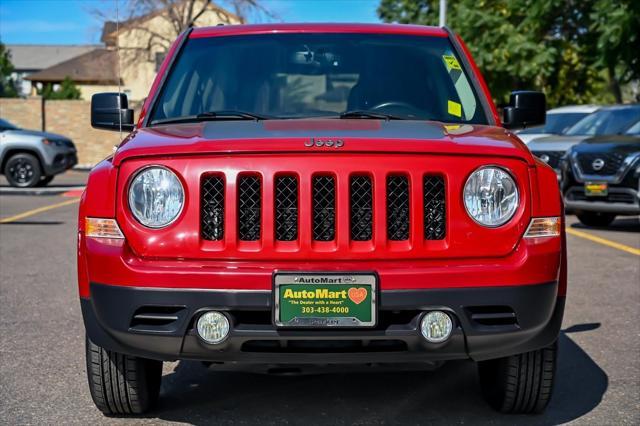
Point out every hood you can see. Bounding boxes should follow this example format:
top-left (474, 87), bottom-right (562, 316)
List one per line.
top-left (526, 135), bottom-right (587, 152)
top-left (515, 132), bottom-right (551, 144)
top-left (112, 119), bottom-right (534, 166)
top-left (572, 135), bottom-right (640, 155)
top-left (6, 129), bottom-right (71, 141)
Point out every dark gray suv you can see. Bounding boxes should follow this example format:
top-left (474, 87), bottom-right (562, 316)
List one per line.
top-left (0, 118), bottom-right (77, 187)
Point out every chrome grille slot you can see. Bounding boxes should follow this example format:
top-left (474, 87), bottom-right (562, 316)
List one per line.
top-left (313, 175), bottom-right (336, 241)
top-left (238, 175), bottom-right (261, 241)
top-left (350, 175), bottom-right (373, 241)
top-left (275, 176), bottom-right (298, 241)
top-left (201, 176), bottom-right (225, 241)
top-left (424, 176), bottom-right (446, 240)
top-left (386, 175), bottom-right (409, 241)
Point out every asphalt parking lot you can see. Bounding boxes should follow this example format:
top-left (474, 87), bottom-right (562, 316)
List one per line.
top-left (0, 172), bottom-right (638, 425)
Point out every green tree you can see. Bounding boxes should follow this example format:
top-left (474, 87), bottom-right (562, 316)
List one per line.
top-left (377, 0), bottom-right (634, 106)
top-left (590, 0), bottom-right (640, 102)
top-left (0, 41), bottom-right (19, 98)
top-left (39, 76), bottom-right (82, 100)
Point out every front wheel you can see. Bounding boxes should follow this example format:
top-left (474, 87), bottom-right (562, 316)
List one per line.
top-left (4, 153), bottom-right (42, 187)
top-left (576, 212), bottom-right (616, 227)
top-left (478, 341), bottom-right (557, 414)
top-left (85, 336), bottom-right (162, 415)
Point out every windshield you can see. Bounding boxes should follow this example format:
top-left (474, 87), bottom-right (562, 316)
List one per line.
top-left (150, 33), bottom-right (487, 124)
top-left (518, 112), bottom-right (591, 135)
top-left (566, 107), bottom-right (640, 136)
top-left (0, 118), bottom-right (19, 131)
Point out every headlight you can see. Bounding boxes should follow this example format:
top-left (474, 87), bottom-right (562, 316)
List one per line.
top-left (463, 166), bottom-right (519, 227)
top-left (128, 166), bottom-right (184, 228)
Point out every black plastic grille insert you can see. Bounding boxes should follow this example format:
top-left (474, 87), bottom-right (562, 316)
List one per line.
top-left (350, 175), bottom-right (373, 241)
top-left (423, 176), bottom-right (445, 240)
top-left (201, 176), bottom-right (224, 240)
top-left (312, 176), bottom-right (336, 241)
top-left (576, 152), bottom-right (627, 175)
top-left (275, 176), bottom-right (298, 241)
top-left (532, 151), bottom-right (563, 169)
top-left (387, 175), bottom-right (409, 240)
top-left (238, 175), bottom-right (261, 241)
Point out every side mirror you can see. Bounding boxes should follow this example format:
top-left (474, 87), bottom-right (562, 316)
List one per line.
top-left (502, 91), bottom-right (545, 130)
top-left (91, 92), bottom-right (135, 131)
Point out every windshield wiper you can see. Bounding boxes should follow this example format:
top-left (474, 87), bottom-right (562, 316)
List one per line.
top-left (196, 110), bottom-right (270, 120)
top-left (339, 110), bottom-right (404, 120)
top-left (151, 110), bottom-right (270, 125)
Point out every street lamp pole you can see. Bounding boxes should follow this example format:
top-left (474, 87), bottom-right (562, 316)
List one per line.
top-left (439, 0), bottom-right (447, 27)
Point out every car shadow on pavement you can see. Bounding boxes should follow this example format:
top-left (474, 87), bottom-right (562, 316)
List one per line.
top-left (148, 325), bottom-right (607, 425)
top-left (0, 221), bottom-right (64, 226)
top-left (571, 217), bottom-right (640, 233)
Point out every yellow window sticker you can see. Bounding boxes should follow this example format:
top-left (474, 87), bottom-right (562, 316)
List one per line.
top-left (443, 55), bottom-right (462, 71)
top-left (448, 100), bottom-right (462, 117)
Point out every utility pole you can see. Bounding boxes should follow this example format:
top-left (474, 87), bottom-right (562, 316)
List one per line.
top-left (439, 0), bottom-right (447, 27)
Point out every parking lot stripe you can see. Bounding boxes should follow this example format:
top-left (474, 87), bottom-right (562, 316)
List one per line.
top-left (0, 198), bottom-right (80, 224)
top-left (566, 228), bottom-right (640, 256)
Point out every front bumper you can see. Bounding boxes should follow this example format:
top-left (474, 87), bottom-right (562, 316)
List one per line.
top-left (82, 281), bottom-right (564, 363)
top-left (564, 186), bottom-right (640, 215)
top-left (42, 146), bottom-right (77, 175)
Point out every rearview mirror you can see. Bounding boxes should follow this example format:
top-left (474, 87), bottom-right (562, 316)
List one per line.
top-left (91, 92), bottom-right (135, 132)
top-left (502, 91), bottom-right (545, 130)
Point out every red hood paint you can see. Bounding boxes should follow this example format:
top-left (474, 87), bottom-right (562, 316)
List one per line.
top-left (113, 119), bottom-right (533, 166)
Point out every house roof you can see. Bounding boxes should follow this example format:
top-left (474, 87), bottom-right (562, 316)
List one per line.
top-left (6, 44), bottom-right (101, 71)
top-left (25, 49), bottom-right (119, 84)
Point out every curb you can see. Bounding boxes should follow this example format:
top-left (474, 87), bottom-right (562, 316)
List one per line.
top-left (0, 186), bottom-right (85, 196)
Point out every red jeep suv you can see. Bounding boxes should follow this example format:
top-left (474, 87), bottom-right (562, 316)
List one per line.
top-left (80, 24), bottom-right (565, 415)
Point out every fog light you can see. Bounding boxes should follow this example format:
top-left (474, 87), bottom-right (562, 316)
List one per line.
top-left (420, 311), bottom-right (453, 343)
top-left (196, 311), bottom-right (230, 344)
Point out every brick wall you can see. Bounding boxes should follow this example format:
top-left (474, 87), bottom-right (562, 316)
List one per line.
top-left (0, 97), bottom-right (43, 131)
top-left (1, 97), bottom-right (138, 167)
top-left (44, 100), bottom-right (121, 166)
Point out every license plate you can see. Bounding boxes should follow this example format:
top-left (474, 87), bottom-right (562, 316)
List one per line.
top-left (585, 182), bottom-right (608, 197)
top-left (274, 273), bottom-right (377, 327)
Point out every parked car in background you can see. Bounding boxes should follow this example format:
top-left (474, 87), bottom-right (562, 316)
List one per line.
top-left (561, 119), bottom-right (640, 226)
top-left (516, 104), bottom-right (599, 144)
top-left (528, 104), bottom-right (640, 177)
top-left (0, 118), bottom-right (77, 187)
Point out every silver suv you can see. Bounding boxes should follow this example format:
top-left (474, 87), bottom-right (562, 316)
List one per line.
top-left (0, 118), bottom-right (77, 187)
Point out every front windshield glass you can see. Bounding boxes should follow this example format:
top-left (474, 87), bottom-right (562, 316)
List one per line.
top-left (150, 33), bottom-right (487, 124)
top-left (566, 107), bottom-right (640, 136)
top-left (545, 113), bottom-right (591, 133)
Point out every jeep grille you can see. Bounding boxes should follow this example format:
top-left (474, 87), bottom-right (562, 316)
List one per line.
top-left (200, 173), bottom-right (446, 244)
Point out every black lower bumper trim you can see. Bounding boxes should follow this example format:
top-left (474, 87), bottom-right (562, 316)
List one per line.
top-left (82, 281), bottom-right (563, 363)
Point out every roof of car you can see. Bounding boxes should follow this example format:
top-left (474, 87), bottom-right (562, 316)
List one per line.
top-left (597, 103), bottom-right (640, 111)
top-left (547, 105), bottom-right (600, 114)
top-left (190, 23), bottom-right (449, 39)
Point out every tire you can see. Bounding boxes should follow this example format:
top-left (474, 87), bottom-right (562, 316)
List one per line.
top-left (35, 175), bottom-right (55, 187)
top-left (4, 153), bottom-right (42, 187)
top-left (478, 341), bottom-right (557, 414)
top-left (576, 212), bottom-right (616, 227)
top-left (85, 336), bottom-right (162, 415)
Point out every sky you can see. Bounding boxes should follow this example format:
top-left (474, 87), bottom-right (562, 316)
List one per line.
top-left (0, 0), bottom-right (381, 45)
